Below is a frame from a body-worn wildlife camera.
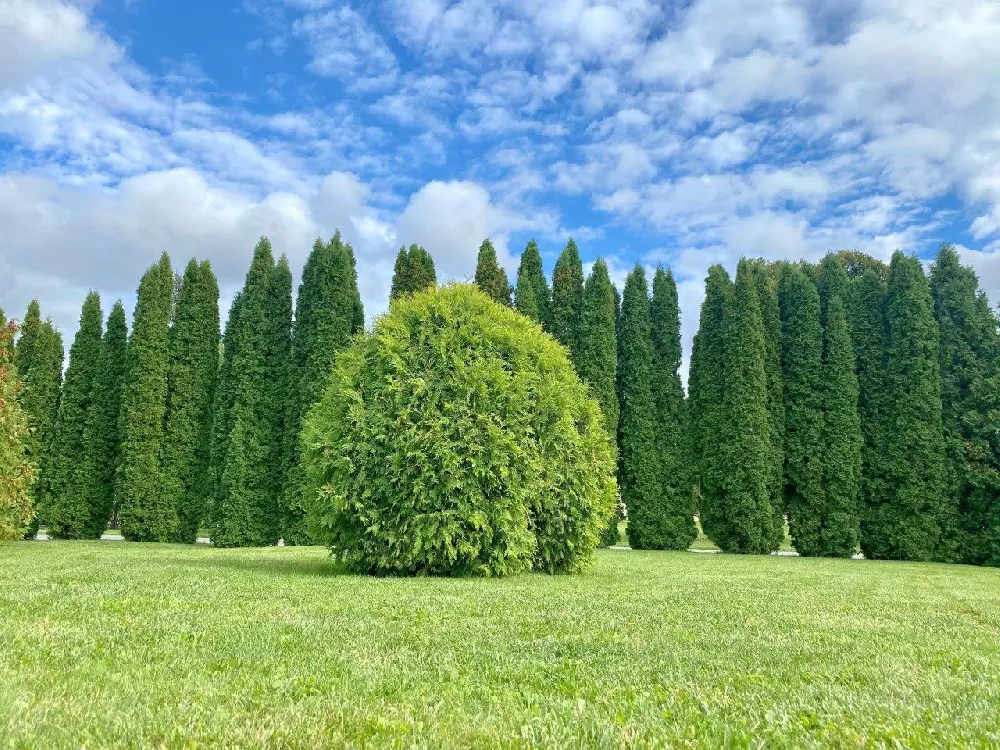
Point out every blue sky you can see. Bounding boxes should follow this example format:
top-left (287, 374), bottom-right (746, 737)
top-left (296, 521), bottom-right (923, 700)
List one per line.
top-left (2, 0), bottom-right (1000, 363)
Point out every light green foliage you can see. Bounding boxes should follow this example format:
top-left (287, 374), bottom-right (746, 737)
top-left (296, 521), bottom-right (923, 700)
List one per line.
top-left (550, 239), bottom-right (584, 363)
top-left (302, 284), bottom-right (617, 576)
top-left (648, 266), bottom-right (696, 549)
top-left (473, 238), bottom-right (512, 305)
top-left (162, 260), bottom-right (220, 543)
top-left (117, 253), bottom-right (175, 542)
top-left (81, 301), bottom-right (128, 538)
top-left (390, 244), bottom-right (437, 300)
top-left (514, 240), bottom-right (550, 327)
top-left (0, 320), bottom-right (34, 540)
top-left (46, 292), bottom-right (104, 538)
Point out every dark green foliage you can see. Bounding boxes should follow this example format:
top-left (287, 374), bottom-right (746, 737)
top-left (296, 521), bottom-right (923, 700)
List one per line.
top-left (283, 233), bottom-right (364, 545)
top-left (474, 239), bottom-right (512, 305)
top-left (345, 243), bottom-right (365, 335)
top-left (550, 239), bottom-right (584, 362)
top-left (81, 301), bottom-right (128, 538)
top-left (578, 259), bottom-right (619, 437)
top-left (211, 239), bottom-right (284, 548)
top-left (264, 255), bottom-right (294, 533)
top-left (866, 252), bottom-right (948, 561)
top-left (162, 260), bottom-right (220, 543)
top-left (815, 254), bottom-right (850, 324)
top-left (618, 266), bottom-right (663, 550)
top-left (835, 250), bottom-right (889, 281)
top-left (514, 240), bottom-right (550, 327)
top-left (15, 300), bottom-right (42, 380)
top-left (688, 266), bottom-right (731, 537)
top-left (46, 292), bottom-right (104, 538)
top-left (647, 266), bottom-right (696, 549)
top-left (931, 245), bottom-right (1000, 566)
top-left (711, 260), bottom-right (779, 554)
top-left (1, 319), bottom-right (35, 540)
top-left (117, 253), bottom-right (175, 542)
top-left (302, 284), bottom-right (616, 576)
top-left (778, 265), bottom-right (825, 556)
top-left (390, 244), bottom-right (437, 300)
top-left (819, 293), bottom-right (862, 556)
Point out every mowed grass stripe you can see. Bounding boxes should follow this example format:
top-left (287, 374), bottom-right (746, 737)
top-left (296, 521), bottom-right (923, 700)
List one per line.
top-left (1, 543), bottom-right (998, 748)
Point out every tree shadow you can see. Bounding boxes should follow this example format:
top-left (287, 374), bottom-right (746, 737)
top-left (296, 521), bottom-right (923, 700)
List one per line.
top-left (181, 552), bottom-right (346, 580)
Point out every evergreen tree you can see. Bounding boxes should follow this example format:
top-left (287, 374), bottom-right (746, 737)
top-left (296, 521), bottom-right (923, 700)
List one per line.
top-left (209, 292), bottom-right (242, 532)
top-left (618, 266), bottom-right (662, 549)
top-left (211, 239), bottom-right (281, 547)
top-left (778, 265), bottom-right (825, 556)
top-left (46, 292), bottom-right (104, 538)
top-left (712, 259), bottom-right (779, 553)
top-left (550, 239), bottom-right (584, 363)
top-left (15, 300), bottom-right (42, 380)
top-left (514, 240), bottom-right (550, 327)
top-left (689, 266), bottom-right (731, 541)
top-left (867, 252), bottom-right (948, 561)
top-left (819, 293), bottom-right (862, 557)
top-left (815, 254), bottom-right (850, 324)
top-left (346, 242), bottom-right (365, 335)
top-left (474, 239), bottom-right (512, 305)
top-left (264, 254), bottom-right (294, 531)
top-left (1, 319), bottom-right (34, 541)
top-left (117, 252), bottom-right (175, 542)
top-left (161, 260), bottom-right (220, 543)
top-left (390, 244), bottom-right (436, 300)
top-left (81, 301), bottom-right (128, 538)
top-left (390, 246), bottom-right (409, 301)
top-left (930, 245), bottom-right (1000, 566)
top-left (648, 266), bottom-right (696, 549)
top-left (578, 259), bottom-right (618, 437)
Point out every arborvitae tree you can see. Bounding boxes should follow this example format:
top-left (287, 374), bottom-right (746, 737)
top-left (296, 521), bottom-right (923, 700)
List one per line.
top-left (346, 243), bottom-right (365, 335)
top-left (578, 259), bottom-right (619, 438)
top-left (815, 254), bottom-right (850, 323)
top-left (15, 300), bottom-right (42, 380)
top-left (283, 233), bottom-right (363, 544)
top-left (847, 268), bottom-right (892, 559)
top-left (550, 239), bottom-right (585, 362)
top-left (161, 260), bottom-right (220, 543)
top-left (1, 319), bottom-right (35, 541)
top-left (390, 244), bottom-right (437, 300)
top-left (835, 250), bottom-right (889, 281)
top-left (647, 266), bottom-right (696, 549)
top-left (46, 292), bottom-right (104, 538)
top-left (712, 259), bottom-right (779, 553)
top-left (474, 239), bottom-right (512, 305)
top-left (778, 265), bottom-right (825, 556)
top-left (212, 239), bottom-right (280, 547)
top-left (819, 292), bottom-right (862, 556)
top-left (618, 265), bottom-right (662, 549)
top-left (514, 240), bottom-right (550, 327)
top-left (868, 252), bottom-right (948, 561)
top-left (81, 301), bottom-right (128, 538)
top-left (930, 245), bottom-right (1000, 566)
top-left (209, 292), bottom-right (241, 532)
top-left (748, 260), bottom-right (786, 548)
top-left (264, 254), bottom-right (294, 531)
top-left (117, 252), bottom-right (175, 542)
top-left (689, 266), bottom-right (731, 540)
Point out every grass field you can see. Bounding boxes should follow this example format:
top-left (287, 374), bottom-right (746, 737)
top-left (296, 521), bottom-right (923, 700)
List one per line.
top-left (2, 543), bottom-right (999, 748)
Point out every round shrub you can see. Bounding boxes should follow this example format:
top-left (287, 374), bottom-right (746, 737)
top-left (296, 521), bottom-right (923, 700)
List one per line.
top-left (302, 284), bottom-right (617, 576)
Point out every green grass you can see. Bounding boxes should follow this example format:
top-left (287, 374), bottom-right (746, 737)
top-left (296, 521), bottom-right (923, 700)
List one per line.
top-left (2, 543), bottom-right (999, 748)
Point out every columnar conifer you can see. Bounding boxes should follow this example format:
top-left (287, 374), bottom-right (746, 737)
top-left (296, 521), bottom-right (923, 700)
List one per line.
top-left (474, 239), bottom-right (512, 305)
top-left (550, 239), bottom-right (584, 363)
top-left (390, 244), bottom-right (436, 300)
top-left (514, 240), bottom-right (550, 327)
top-left (265, 255), bottom-right (294, 530)
top-left (1, 320), bottom-right (34, 540)
top-left (46, 292), bottom-right (104, 538)
top-left (117, 253), bottom-right (174, 541)
top-left (161, 260), bottom-right (220, 543)
top-left (578, 259), bottom-right (618, 438)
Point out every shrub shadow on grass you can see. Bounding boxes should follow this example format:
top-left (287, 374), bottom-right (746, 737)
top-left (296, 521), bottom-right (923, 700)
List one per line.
top-left (182, 552), bottom-right (345, 580)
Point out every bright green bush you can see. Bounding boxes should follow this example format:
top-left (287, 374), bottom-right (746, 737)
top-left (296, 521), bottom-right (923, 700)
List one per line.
top-left (302, 284), bottom-right (617, 576)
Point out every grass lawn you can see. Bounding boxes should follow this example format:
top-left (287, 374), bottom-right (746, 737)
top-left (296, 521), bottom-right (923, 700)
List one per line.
top-left (2, 543), bottom-right (999, 748)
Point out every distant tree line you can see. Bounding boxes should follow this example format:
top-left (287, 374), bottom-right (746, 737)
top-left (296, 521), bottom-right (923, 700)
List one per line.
top-left (3, 237), bottom-right (997, 567)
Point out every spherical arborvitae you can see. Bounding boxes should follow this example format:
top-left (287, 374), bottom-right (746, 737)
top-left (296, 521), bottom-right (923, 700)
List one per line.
top-left (869, 252), bottom-right (948, 561)
top-left (1, 319), bottom-right (35, 541)
top-left (283, 233), bottom-right (363, 545)
top-left (474, 238), bottom-right (512, 305)
top-left (617, 266), bottom-right (663, 550)
top-left (550, 239), bottom-right (585, 364)
top-left (713, 259), bottom-right (779, 554)
top-left (211, 239), bottom-right (281, 548)
top-left (81, 301), bottom-right (128, 538)
top-left (390, 245), bottom-right (437, 300)
top-left (302, 284), bottom-right (617, 576)
top-left (819, 292), bottom-right (862, 557)
top-left (648, 266), bottom-right (696, 549)
top-left (117, 252), bottom-right (175, 542)
top-left (748, 260), bottom-right (786, 549)
top-left (689, 265), bottom-right (731, 540)
top-left (847, 269), bottom-right (892, 559)
top-left (161, 260), bottom-right (220, 543)
top-left (778, 265), bottom-right (825, 556)
top-left (515, 240), bottom-right (550, 328)
top-left (930, 245), bottom-right (1000, 566)
top-left (46, 292), bottom-right (104, 538)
